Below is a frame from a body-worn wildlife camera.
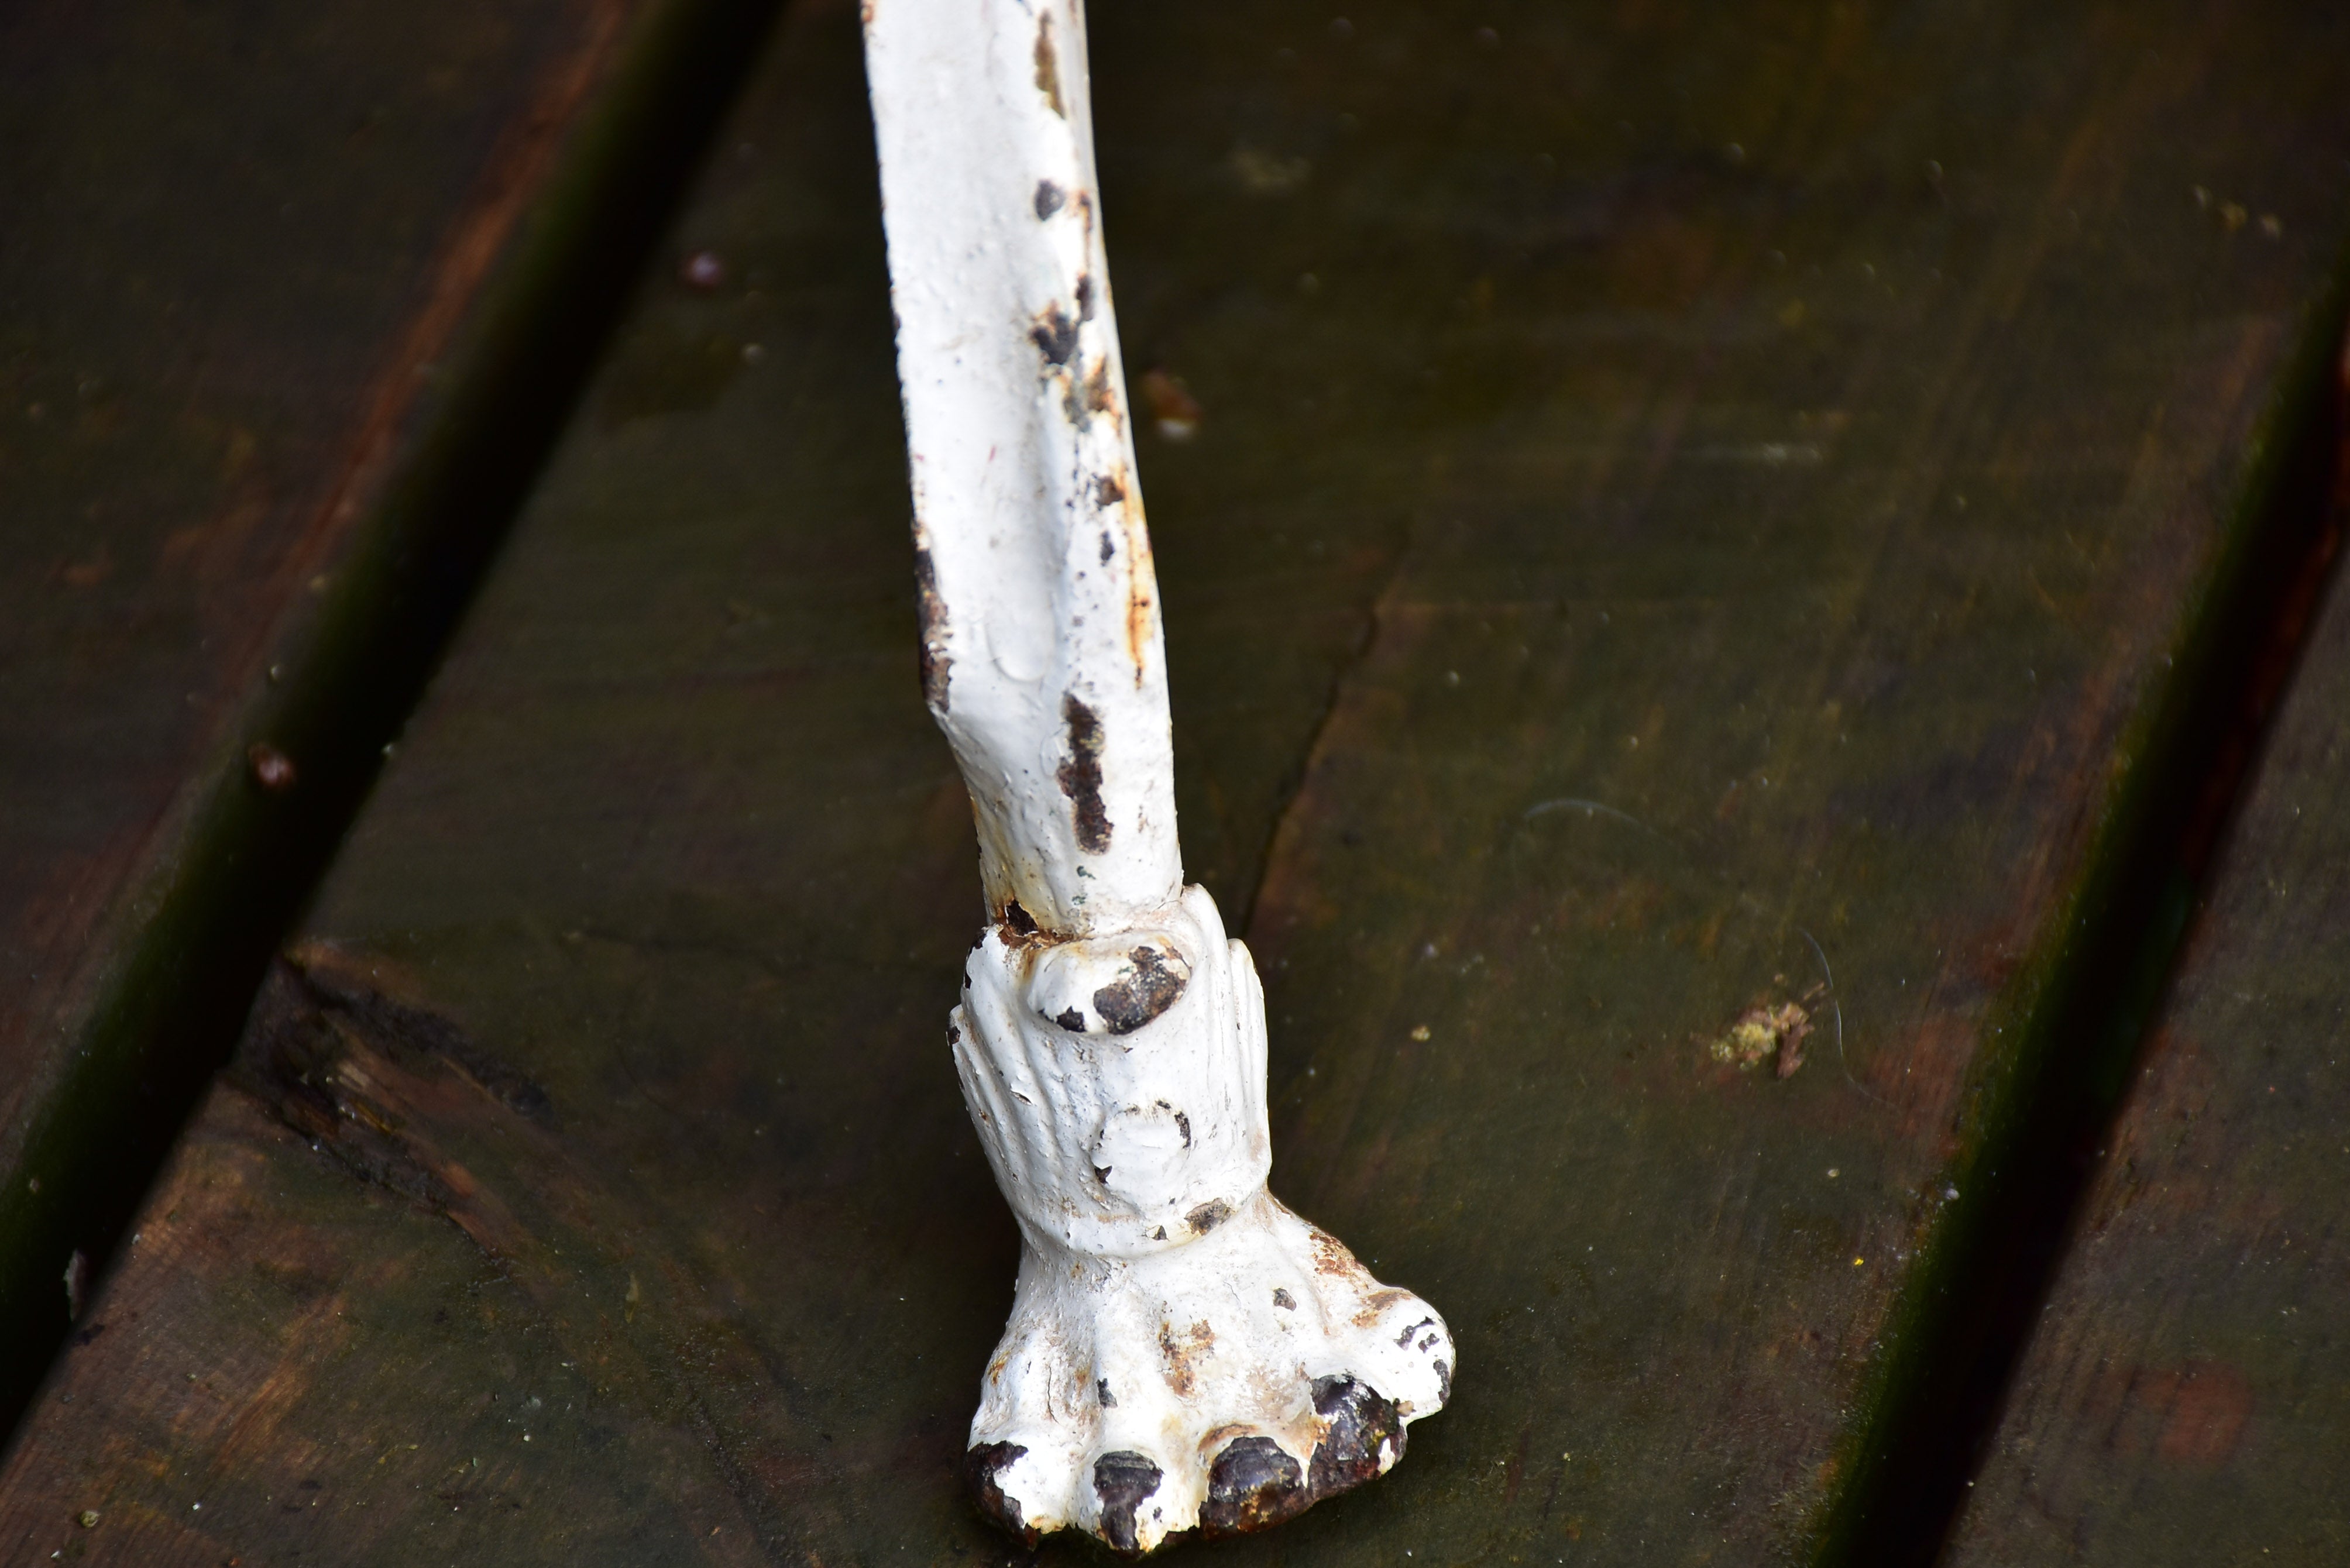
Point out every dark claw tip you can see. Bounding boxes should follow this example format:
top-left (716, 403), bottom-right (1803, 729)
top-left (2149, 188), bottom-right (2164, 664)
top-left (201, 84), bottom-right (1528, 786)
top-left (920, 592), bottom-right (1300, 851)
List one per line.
top-left (1201, 1435), bottom-right (1309, 1536)
top-left (966, 1441), bottom-right (1036, 1546)
top-left (1308, 1375), bottom-right (1407, 1499)
top-left (1092, 1449), bottom-right (1163, 1557)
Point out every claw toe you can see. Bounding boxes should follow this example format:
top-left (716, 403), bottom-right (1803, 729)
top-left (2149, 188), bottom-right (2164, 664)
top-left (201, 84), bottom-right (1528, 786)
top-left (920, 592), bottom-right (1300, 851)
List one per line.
top-left (1092, 1450), bottom-right (1164, 1557)
top-left (1201, 1435), bottom-right (1309, 1536)
top-left (966, 1441), bottom-right (1037, 1546)
top-left (1308, 1375), bottom-right (1407, 1497)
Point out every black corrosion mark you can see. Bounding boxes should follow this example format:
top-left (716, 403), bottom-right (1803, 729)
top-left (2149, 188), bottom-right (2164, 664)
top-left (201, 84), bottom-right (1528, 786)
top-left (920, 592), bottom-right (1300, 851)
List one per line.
top-left (1057, 693), bottom-right (1111, 852)
top-left (1083, 357), bottom-right (1115, 415)
top-left (1091, 944), bottom-right (1186, 1034)
top-left (1030, 303), bottom-right (1080, 366)
top-left (1092, 1450), bottom-right (1162, 1556)
top-left (912, 545), bottom-right (950, 714)
top-left (1056, 1007), bottom-right (1087, 1032)
top-left (1001, 899), bottom-right (1039, 937)
top-left (1201, 1436), bottom-right (1308, 1536)
top-left (1095, 475), bottom-right (1124, 510)
top-left (1033, 179), bottom-right (1064, 219)
top-left (1063, 356), bottom-right (1114, 428)
top-left (1184, 1198), bottom-right (1231, 1235)
top-left (966, 1441), bottom-right (1035, 1546)
top-left (1394, 1313), bottom-right (1438, 1349)
top-left (1097, 1377), bottom-right (1116, 1407)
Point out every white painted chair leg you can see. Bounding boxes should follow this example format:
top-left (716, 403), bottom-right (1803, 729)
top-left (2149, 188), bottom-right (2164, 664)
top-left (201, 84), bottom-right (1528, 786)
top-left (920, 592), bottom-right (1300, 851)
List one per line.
top-left (862, 2), bottom-right (1452, 1552)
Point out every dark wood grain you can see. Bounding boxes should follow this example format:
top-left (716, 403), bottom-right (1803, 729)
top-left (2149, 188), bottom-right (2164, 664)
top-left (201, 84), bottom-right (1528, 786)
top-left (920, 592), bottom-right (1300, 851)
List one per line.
top-left (0, 0), bottom-right (781, 1415)
top-left (0, 0), bottom-right (628, 1168)
top-left (4, 0), bottom-right (2348, 1564)
top-left (1940, 383), bottom-right (2350, 1566)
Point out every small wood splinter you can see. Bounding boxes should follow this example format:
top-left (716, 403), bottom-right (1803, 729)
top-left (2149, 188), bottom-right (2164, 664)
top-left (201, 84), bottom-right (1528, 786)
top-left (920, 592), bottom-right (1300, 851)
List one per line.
top-left (861, 0), bottom-right (1453, 1553)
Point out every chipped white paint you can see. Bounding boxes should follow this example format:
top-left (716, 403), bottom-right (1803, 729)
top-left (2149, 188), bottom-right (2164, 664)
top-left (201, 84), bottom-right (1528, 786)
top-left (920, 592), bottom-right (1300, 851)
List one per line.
top-left (863, 0), bottom-right (1452, 1553)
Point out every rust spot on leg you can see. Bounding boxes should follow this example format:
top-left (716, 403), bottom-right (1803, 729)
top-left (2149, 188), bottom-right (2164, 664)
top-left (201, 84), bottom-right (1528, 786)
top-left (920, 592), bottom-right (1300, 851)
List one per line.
top-left (1124, 565), bottom-right (1155, 687)
top-left (1157, 1319), bottom-right (1212, 1397)
top-left (1032, 13), bottom-right (1066, 116)
top-left (1056, 693), bottom-right (1112, 852)
top-left (1030, 304), bottom-right (1080, 366)
top-left (1308, 1227), bottom-right (1368, 1280)
top-left (1092, 943), bottom-right (1188, 1033)
top-left (1185, 1198), bottom-right (1232, 1236)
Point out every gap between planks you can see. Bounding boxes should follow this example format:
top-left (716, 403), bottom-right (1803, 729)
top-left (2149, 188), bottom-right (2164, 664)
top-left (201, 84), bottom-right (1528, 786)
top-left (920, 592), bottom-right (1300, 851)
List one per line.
top-left (1808, 301), bottom-right (2350, 1568)
top-left (0, 0), bottom-right (789, 1441)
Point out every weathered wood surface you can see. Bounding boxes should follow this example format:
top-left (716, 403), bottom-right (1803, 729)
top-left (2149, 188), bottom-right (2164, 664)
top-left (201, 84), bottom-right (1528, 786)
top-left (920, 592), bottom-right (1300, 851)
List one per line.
top-left (5, 1), bottom-right (2349, 1564)
top-left (1942, 404), bottom-right (2350, 1563)
top-left (0, 0), bottom-right (781, 1413)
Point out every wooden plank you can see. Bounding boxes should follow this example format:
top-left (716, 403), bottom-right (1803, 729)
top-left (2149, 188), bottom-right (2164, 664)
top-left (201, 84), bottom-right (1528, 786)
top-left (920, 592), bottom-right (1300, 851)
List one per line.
top-left (5, 1), bottom-right (2349, 1564)
top-left (0, 0), bottom-right (780, 1414)
top-left (1940, 398), bottom-right (2350, 1563)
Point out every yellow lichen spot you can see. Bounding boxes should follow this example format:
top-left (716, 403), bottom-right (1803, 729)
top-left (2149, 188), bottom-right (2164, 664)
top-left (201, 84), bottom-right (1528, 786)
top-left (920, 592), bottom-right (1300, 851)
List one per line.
top-left (1707, 992), bottom-right (1816, 1077)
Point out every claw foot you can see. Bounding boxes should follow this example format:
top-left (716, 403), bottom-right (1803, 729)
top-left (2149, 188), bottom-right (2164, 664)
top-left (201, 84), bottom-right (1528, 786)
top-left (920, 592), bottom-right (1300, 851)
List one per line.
top-left (949, 886), bottom-right (1453, 1555)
